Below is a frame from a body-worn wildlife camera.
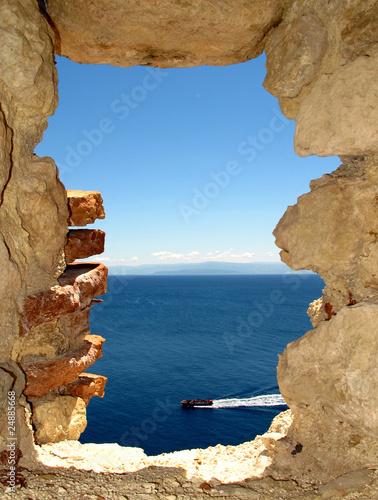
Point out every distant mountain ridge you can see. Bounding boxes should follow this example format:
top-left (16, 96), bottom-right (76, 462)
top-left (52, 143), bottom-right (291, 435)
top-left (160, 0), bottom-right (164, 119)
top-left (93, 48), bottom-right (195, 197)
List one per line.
top-left (107, 261), bottom-right (311, 276)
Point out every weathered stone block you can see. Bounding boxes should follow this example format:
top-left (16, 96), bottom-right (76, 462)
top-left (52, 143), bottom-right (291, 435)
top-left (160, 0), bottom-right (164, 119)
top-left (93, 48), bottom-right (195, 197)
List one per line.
top-left (65, 229), bottom-right (105, 263)
top-left (32, 395), bottom-right (87, 444)
top-left (44, 0), bottom-right (284, 67)
top-left (294, 53), bottom-right (378, 156)
top-left (12, 307), bottom-right (94, 364)
top-left (67, 190), bottom-right (105, 227)
top-left (22, 335), bottom-right (105, 398)
top-left (273, 159), bottom-right (378, 312)
top-left (264, 13), bottom-right (328, 99)
top-left (341, 4), bottom-right (378, 63)
top-left (276, 303), bottom-right (378, 480)
top-left (60, 373), bottom-right (107, 405)
top-left (20, 263), bottom-right (108, 335)
top-left (318, 469), bottom-right (376, 498)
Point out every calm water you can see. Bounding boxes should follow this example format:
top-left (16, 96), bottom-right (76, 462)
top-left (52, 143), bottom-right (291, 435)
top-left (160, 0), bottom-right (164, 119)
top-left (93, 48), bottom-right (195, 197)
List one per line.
top-left (80, 274), bottom-right (324, 455)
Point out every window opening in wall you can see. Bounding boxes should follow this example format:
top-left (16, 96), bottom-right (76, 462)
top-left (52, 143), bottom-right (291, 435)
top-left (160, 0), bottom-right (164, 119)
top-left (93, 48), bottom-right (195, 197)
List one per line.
top-left (35, 54), bottom-right (340, 455)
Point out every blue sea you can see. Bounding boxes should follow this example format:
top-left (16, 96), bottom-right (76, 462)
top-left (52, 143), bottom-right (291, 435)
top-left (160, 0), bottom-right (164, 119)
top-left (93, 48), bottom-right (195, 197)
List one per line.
top-left (81, 274), bottom-right (324, 456)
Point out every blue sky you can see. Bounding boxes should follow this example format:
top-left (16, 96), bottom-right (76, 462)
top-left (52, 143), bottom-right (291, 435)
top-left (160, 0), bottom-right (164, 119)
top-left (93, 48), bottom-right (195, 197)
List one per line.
top-left (36, 54), bottom-right (339, 266)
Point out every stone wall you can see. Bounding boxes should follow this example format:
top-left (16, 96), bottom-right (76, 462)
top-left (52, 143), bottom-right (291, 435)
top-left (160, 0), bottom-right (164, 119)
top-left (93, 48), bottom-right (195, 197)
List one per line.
top-left (0, 0), bottom-right (376, 484)
top-left (0, 0), bottom-right (108, 463)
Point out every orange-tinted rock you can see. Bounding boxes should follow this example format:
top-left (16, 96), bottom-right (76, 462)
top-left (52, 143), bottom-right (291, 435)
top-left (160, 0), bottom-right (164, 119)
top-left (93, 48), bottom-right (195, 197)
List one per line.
top-left (20, 263), bottom-right (108, 335)
top-left (58, 307), bottom-right (92, 344)
top-left (67, 190), bottom-right (105, 227)
top-left (60, 373), bottom-right (107, 405)
top-left (22, 335), bottom-right (105, 398)
top-left (65, 229), bottom-right (105, 263)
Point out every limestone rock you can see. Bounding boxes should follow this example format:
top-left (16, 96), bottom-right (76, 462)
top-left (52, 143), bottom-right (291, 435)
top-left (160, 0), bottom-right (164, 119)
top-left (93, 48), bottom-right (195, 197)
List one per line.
top-left (0, 362), bottom-right (25, 463)
top-left (32, 395), bottom-right (87, 444)
top-left (276, 302), bottom-right (378, 481)
top-left (57, 307), bottom-right (92, 345)
top-left (44, 0), bottom-right (285, 67)
top-left (264, 14), bottom-right (328, 99)
top-left (273, 158), bottom-right (378, 313)
top-left (12, 307), bottom-right (94, 364)
top-left (16, 157), bottom-right (68, 288)
top-left (341, 3), bottom-right (378, 63)
top-left (20, 263), bottom-right (108, 334)
top-left (1, 0), bottom-right (378, 483)
top-left (307, 297), bottom-right (324, 328)
top-left (60, 373), bottom-right (107, 405)
top-left (0, 0), bottom-right (66, 363)
top-left (294, 53), bottom-right (378, 157)
top-left (0, 0), bottom-right (67, 463)
top-left (67, 190), bottom-right (105, 226)
top-left (318, 468), bottom-right (376, 498)
top-left (38, 440), bottom-right (147, 471)
top-left (0, 0), bottom-right (66, 296)
top-left (22, 334), bottom-right (105, 398)
top-left (0, 0), bottom-right (58, 141)
top-left (0, 236), bottom-right (20, 357)
top-left (65, 229), bottom-right (105, 263)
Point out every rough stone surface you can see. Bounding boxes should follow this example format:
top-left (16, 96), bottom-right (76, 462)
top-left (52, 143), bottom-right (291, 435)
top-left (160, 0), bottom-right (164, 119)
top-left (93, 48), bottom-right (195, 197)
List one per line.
top-left (0, 0), bottom-right (67, 357)
top-left (20, 263), bottom-right (108, 335)
top-left (64, 229), bottom-right (105, 263)
top-left (59, 373), bottom-right (107, 405)
top-left (307, 297), bottom-right (324, 328)
top-left (67, 190), bottom-right (105, 226)
top-left (0, 0), bottom-right (69, 465)
top-left (264, 13), bottom-right (328, 99)
top-left (45, 0), bottom-right (285, 68)
top-left (36, 411), bottom-right (293, 481)
top-left (263, 0), bottom-right (378, 121)
top-left (274, 158), bottom-right (378, 315)
top-left (318, 468), bottom-right (376, 498)
top-left (21, 335), bottom-right (105, 399)
top-left (0, 362), bottom-right (26, 465)
top-left (275, 303), bottom-right (378, 483)
top-left (0, 11), bottom-right (67, 294)
top-left (294, 53), bottom-right (378, 157)
top-left (1, 0), bottom-right (378, 490)
top-left (32, 395), bottom-right (87, 445)
top-left (12, 307), bottom-right (93, 366)
top-left (341, 4), bottom-right (378, 63)
top-left (38, 440), bottom-right (147, 470)
top-left (1, 464), bottom-right (377, 500)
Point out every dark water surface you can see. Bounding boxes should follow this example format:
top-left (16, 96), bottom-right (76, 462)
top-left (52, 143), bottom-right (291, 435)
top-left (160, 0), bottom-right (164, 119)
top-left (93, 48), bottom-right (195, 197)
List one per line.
top-left (80, 274), bottom-right (324, 455)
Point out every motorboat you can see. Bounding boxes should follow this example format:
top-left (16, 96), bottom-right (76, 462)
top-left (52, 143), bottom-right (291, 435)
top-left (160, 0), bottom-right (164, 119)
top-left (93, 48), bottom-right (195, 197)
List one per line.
top-left (181, 398), bottom-right (213, 408)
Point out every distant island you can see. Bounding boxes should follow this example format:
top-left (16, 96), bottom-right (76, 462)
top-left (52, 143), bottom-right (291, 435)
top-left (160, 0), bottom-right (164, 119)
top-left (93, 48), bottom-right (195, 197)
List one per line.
top-left (107, 261), bottom-right (312, 276)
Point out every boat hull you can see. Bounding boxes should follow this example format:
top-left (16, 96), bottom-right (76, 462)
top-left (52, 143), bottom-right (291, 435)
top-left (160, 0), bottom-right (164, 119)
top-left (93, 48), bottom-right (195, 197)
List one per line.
top-left (181, 399), bottom-right (213, 408)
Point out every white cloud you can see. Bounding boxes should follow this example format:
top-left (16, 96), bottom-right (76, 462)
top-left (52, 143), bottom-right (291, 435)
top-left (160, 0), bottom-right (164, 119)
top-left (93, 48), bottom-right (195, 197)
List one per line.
top-left (206, 249), bottom-right (233, 260)
top-left (230, 252), bottom-right (255, 259)
top-left (87, 256), bottom-right (140, 265)
top-left (152, 251), bottom-right (201, 261)
top-left (151, 249), bottom-right (255, 263)
top-left (152, 251), bottom-right (185, 260)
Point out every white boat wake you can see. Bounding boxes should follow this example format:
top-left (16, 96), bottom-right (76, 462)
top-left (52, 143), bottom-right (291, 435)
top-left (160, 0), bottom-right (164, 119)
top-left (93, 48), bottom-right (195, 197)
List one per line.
top-left (211, 394), bottom-right (287, 408)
